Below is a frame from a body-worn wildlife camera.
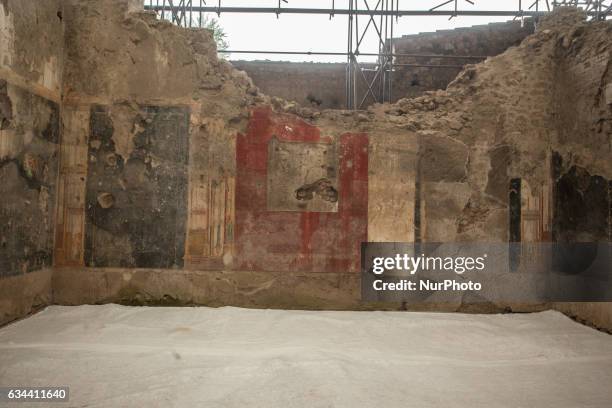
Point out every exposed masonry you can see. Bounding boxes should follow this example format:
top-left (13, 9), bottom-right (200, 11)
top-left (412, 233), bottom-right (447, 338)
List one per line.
top-left (0, 1), bottom-right (611, 331)
top-left (232, 19), bottom-right (535, 109)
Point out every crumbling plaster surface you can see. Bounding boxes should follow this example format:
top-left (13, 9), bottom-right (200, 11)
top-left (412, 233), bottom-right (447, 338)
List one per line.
top-left (0, 0), bottom-right (63, 325)
top-left (371, 10), bottom-right (611, 244)
top-left (62, 0), bottom-right (255, 113)
top-left (372, 11), bottom-right (610, 327)
top-left (55, 0), bottom-right (259, 273)
top-left (241, 9), bottom-right (610, 325)
top-left (553, 21), bottom-right (612, 176)
top-left (84, 104), bottom-right (190, 268)
top-left (0, 81), bottom-right (60, 278)
top-left (0, 0), bottom-right (63, 97)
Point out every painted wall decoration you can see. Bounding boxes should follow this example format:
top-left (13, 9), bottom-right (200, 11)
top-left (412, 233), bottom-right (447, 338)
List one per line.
top-left (84, 104), bottom-right (190, 268)
top-left (235, 107), bottom-right (368, 273)
top-left (0, 80), bottom-right (60, 277)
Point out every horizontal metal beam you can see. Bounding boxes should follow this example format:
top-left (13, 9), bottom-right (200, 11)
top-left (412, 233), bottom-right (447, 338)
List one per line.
top-left (392, 63), bottom-right (465, 68)
top-left (224, 50), bottom-right (348, 56)
top-left (144, 6), bottom-right (558, 17)
top-left (222, 50), bottom-right (488, 59)
top-left (362, 63), bottom-right (466, 68)
top-left (234, 60), bottom-right (466, 68)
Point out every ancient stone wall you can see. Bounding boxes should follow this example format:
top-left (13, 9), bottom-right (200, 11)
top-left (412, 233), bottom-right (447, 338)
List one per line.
top-left (54, 0), bottom-right (254, 273)
top-left (547, 14), bottom-right (612, 329)
top-left (0, 0), bottom-right (64, 96)
top-left (36, 5), bottom-right (612, 329)
top-left (0, 0), bottom-right (64, 324)
top-left (51, 0), bottom-right (373, 311)
top-left (230, 61), bottom-right (348, 110)
top-left (378, 10), bottom-right (611, 325)
top-left (392, 19), bottom-right (535, 100)
top-left (0, 1), bottom-right (610, 331)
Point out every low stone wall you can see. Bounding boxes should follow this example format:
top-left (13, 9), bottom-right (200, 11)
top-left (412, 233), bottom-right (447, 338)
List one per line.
top-left (0, 269), bottom-right (52, 325)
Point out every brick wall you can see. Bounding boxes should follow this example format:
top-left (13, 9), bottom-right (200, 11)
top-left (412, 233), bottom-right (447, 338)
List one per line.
top-left (392, 19), bottom-right (535, 100)
top-left (231, 61), bottom-right (349, 109)
top-left (232, 20), bottom-right (535, 109)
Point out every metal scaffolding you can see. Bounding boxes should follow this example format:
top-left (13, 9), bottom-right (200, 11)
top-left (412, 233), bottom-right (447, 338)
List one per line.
top-left (143, 1), bottom-right (611, 109)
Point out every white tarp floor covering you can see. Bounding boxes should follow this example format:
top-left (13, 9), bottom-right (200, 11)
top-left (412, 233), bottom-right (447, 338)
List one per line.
top-left (1, 305), bottom-right (612, 408)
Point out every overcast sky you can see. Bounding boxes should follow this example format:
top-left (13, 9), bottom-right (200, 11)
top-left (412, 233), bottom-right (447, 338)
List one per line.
top-left (190, 0), bottom-right (542, 62)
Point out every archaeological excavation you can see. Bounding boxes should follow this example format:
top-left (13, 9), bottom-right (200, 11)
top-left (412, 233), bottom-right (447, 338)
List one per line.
top-left (0, 0), bottom-right (611, 406)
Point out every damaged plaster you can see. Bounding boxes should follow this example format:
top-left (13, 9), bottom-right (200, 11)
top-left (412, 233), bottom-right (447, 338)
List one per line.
top-left (0, 80), bottom-right (59, 277)
top-left (84, 104), bottom-right (189, 268)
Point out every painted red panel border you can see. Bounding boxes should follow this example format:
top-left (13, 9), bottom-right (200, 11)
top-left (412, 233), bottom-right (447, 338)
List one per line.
top-left (235, 106), bottom-right (368, 273)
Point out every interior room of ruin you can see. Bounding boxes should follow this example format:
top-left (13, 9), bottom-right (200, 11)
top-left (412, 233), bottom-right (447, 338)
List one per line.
top-left (0, 0), bottom-right (611, 406)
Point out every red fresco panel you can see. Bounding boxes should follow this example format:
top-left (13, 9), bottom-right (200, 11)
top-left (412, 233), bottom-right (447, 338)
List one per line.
top-left (235, 106), bottom-right (368, 273)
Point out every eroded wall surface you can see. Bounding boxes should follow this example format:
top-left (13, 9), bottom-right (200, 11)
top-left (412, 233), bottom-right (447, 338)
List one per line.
top-left (84, 104), bottom-right (190, 268)
top-left (54, 0), bottom-right (254, 273)
top-left (0, 0), bottom-right (63, 324)
top-left (0, 0), bottom-right (63, 97)
top-left (0, 81), bottom-right (59, 277)
top-left (377, 10), bottom-right (612, 323)
top-left (547, 19), bottom-right (612, 328)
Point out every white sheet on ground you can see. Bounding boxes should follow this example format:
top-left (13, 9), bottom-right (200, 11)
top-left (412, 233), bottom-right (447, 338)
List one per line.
top-left (1, 305), bottom-right (612, 407)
